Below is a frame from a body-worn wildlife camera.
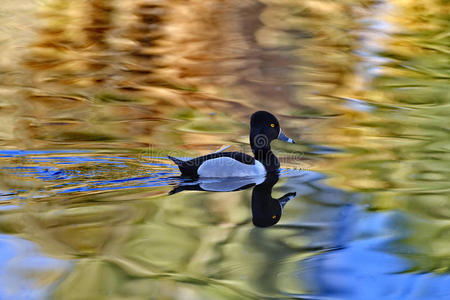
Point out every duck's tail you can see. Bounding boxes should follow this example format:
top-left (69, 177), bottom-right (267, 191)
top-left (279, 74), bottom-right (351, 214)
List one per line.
top-left (168, 156), bottom-right (185, 168)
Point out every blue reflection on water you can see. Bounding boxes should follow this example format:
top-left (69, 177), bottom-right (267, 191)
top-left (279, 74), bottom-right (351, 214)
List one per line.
top-left (0, 150), bottom-right (89, 158)
top-left (0, 235), bottom-right (71, 300)
top-left (0, 150), bottom-right (180, 198)
top-left (298, 209), bottom-right (450, 299)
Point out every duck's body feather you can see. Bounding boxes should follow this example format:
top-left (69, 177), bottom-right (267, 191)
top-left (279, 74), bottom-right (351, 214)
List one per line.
top-left (198, 156), bottom-right (266, 178)
top-left (169, 152), bottom-right (263, 178)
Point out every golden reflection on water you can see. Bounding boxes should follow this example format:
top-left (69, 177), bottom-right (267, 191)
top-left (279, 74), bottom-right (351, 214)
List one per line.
top-left (0, 0), bottom-right (449, 299)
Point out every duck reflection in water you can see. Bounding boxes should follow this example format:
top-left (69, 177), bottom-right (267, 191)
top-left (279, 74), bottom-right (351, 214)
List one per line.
top-left (169, 173), bottom-right (296, 227)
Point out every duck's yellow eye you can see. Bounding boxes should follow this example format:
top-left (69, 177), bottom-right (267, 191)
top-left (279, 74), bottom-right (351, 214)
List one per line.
top-left (272, 215), bottom-right (277, 219)
top-left (270, 123), bottom-right (275, 128)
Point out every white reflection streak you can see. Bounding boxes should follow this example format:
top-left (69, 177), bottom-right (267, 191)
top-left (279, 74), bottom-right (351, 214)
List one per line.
top-left (355, 1), bottom-right (396, 90)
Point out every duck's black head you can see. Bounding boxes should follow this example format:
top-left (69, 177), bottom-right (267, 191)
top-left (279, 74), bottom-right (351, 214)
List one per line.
top-left (250, 111), bottom-right (295, 150)
top-left (250, 111), bottom-right (295, 171)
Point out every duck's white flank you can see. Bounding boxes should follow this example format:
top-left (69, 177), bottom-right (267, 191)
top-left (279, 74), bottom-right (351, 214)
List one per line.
top-left (197, 157), bottom-right (266, 178)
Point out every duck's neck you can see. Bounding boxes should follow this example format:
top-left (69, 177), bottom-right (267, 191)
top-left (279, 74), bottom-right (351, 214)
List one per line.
top-left (252, 148), bottom-right (280, 172)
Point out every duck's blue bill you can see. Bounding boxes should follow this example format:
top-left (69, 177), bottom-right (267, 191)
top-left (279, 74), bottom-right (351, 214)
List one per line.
top-left (278, 129), bottom-right (295, 143)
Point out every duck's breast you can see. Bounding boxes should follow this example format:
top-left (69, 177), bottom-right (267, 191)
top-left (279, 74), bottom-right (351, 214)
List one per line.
top-left (197, 157), bottom-right (266, 178)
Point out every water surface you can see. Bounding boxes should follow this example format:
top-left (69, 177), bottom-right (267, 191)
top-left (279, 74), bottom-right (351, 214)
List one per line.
top-left (0, 0), bottom-right (449, 299)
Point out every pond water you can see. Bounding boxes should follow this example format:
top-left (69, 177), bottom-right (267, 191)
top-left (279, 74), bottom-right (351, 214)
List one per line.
top-left (0, 0), bottom-right (449, 299)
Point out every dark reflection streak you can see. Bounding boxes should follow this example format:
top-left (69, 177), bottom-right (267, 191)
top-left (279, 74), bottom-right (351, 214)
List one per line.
top-left (84, 0), bottom-right (113, 50)
top-left (121, 1), bottom-right (167, 87)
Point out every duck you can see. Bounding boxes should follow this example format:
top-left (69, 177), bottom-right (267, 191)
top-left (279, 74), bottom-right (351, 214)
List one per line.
top-left (168, 111), bottom-right (295, 178)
